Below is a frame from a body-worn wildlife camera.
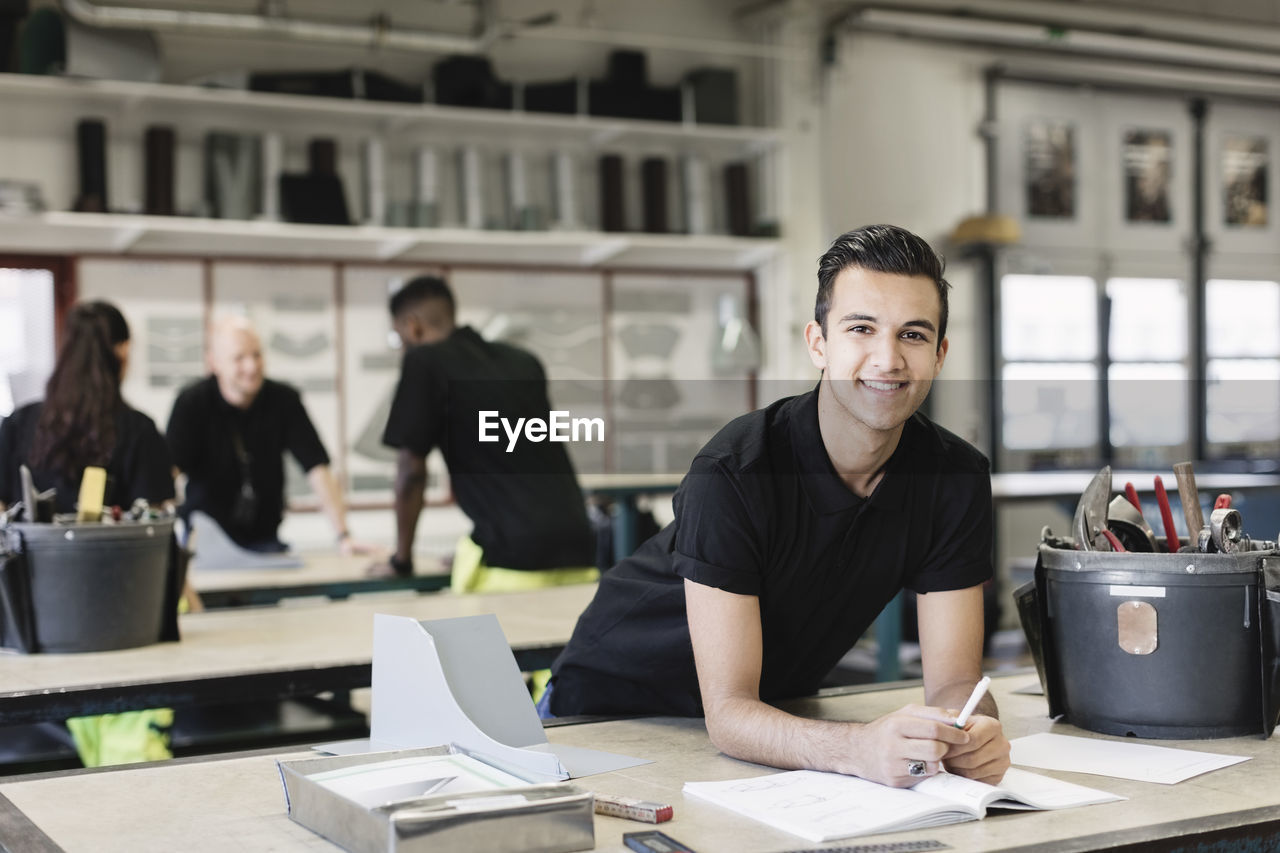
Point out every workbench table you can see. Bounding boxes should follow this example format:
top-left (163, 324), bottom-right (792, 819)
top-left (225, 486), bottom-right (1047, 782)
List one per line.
top-left (2, 673), bottom-right (1277, 852)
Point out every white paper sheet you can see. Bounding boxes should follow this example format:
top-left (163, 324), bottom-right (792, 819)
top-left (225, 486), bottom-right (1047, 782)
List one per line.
top-left (986, 767), bottom-right (1125, 809)
top-left (315, 740), bottom-right (646, 778)
top-left (188, 510), bottom-right (304, 570)
top-left (310, 753), bottom-right (527, 808)
top-left (1010, 733), bottom-right (1250, 784)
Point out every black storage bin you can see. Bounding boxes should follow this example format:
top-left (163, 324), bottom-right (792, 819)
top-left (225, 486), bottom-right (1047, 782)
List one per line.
top-left (249, 69), bottom-right (422, 104)
top-left (0, 0), bottom-right (28, 73)
top-left (251, 69), bottom-right (357, 99)
top-left (432, 56), bottom-right (513, 109)
top-left (684, 68), bottom-right (739, 125)
top-left (607, 50), bottom-right (648, 87)
top-left (588, 82), bottom-right (681, 122)
top-left (2, 520), bottom-right (177, 653)
top-left (1018, 545), bottom-right (1280, 739)
top-left (525, 78), bottom-right (578, 114)
top-left (588, 49), bottom-right (680, 122)
top-left (360, 70), bottom-right (423, 104)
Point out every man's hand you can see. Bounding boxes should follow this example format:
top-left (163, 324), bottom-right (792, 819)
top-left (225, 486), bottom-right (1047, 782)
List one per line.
top-left (851, 704), bottom-right (971, 787)
top-left (941, 714), bottom-right (1010, 785)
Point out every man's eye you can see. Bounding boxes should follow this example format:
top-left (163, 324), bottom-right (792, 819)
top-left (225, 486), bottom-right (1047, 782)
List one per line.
top-left (902, 330), bottom-right (926, 341)
top-left (847, 325), bottom-right (871, 334)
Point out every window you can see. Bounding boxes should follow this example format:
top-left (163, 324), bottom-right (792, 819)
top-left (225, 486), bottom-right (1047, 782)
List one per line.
top-left (999, 274), bottom-right (1098, 464)
top-left (0, 268), bottom-right (56, 418)
top-left (1205, 279), bottom-right (1280, 454)
top-left (1106, 278), bottom-right (1189, 464)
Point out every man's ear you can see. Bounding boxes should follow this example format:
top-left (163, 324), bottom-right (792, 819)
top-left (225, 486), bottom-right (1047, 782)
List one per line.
top-left (804, 320), bottom-right (828, 371)
top-left (933, 336), bottom-right (949, 377)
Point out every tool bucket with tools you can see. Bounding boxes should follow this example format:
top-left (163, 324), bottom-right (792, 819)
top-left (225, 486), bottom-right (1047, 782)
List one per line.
top-left (0, 519), bottom-right (184, 653)
top-left (1016, 464), bottom-right (1280, 739)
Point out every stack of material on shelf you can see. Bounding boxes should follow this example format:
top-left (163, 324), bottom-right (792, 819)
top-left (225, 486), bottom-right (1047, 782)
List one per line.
top-left (0, 179), bottom-right (43, 215)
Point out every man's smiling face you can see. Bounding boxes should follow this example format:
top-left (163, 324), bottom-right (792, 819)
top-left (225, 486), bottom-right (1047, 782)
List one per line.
top-left (806, 265), bottom-right (948, 436)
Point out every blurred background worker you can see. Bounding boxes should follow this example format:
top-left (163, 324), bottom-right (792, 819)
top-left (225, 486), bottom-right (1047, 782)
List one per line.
top-left (0, 300), bottom-right (195, 766)
top-left (0, 301), bottom-right (173, 518)
top-left (382, 276), bottom-right (597, 695)
top-left (166, 315), bottom-right (377, 558)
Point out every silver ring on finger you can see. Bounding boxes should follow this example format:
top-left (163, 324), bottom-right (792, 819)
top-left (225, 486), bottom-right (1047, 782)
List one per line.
top-left (907, 760), bottom-right (927, 777)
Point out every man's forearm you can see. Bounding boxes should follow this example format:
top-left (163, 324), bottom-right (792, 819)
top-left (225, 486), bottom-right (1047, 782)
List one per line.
top-left (306, 465), bottom-right (349, 540)
top-left (926, 677), bottom-right (999, 720)
top-left (393, 458), bottom-right (427, 562)
top-left (705, 695), bottom-right (868, 777)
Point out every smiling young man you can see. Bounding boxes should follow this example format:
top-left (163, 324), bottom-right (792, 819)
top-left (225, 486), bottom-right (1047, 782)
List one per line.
top-left (546, 224), bottom-right (1010, 787)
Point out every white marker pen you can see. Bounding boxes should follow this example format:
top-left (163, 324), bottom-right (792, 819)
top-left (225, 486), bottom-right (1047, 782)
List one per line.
top-left (954, 675), bottom-right (992, 729)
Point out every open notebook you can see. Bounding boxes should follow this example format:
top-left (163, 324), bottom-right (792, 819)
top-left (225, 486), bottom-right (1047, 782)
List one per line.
top-left (683, 767), bottom-right (1123, 842)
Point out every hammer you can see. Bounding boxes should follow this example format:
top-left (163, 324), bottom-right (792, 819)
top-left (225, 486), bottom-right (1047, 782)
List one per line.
top-left (1172, 461), bottom-right (1205, 550)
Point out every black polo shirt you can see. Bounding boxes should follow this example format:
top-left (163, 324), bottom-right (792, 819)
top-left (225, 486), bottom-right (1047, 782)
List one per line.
top-left (0, 401), bottom-right (174, 513)
top-left (166, 376), bottom-right (329, 547)
top-left (548, 387), bottom-right (993, 717)
top-left (382, 326), bottom-right (593, 571)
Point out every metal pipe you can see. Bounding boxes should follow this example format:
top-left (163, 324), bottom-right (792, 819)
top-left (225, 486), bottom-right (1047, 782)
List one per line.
top-left (981, 66), bottom-right (1000, 469)
top-left (835, 3), bottom-right (1280, 80)
top-left (58, 0), bottom-right (496, 54)
top-left (1188, 98), bottom-right (1208, 463)
top-left (57, 0), bottom-right (791, 61)
top-left (513, 24), bottom-right (794, 60)
top-left (835, 0), bottom-right (1280, 56)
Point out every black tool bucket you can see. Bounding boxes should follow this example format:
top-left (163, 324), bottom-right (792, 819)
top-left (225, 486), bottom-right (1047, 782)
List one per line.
top-left (1016, 545), bottom-right (1280, 739)
top-left (0, 520), bottom-right (179, 653)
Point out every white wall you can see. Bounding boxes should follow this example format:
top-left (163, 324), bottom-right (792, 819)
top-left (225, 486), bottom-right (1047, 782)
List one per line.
top-left (819, 33), bottom-right (993, 434)
top-left (820, 32), bottom-right (1032, 619)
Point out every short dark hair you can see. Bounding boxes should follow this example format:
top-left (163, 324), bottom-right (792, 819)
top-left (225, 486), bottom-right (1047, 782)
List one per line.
top-left (815, 224), bottom-right (950, 346)
top-left (389, 275), bottom-right (455, 321)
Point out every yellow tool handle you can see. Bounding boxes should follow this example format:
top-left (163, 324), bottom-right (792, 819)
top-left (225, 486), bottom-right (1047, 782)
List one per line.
top-left (76, 466), bottom-right (107, 522)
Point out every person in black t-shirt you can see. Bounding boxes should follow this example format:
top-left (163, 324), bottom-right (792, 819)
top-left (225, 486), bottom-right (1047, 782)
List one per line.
top-left (167, 316), bottom-right (375, 556)
top-left (0, 300), bottom-right (198, 766)
top-left (0, 302), bottom-right (174, 518)
top-left (548, 224), bottom-right (1011, 788)
top-left (381, 276), bottom-right (596, 591)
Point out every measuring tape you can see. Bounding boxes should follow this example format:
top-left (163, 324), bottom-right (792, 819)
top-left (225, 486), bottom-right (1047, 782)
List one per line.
top-left (774, 841), bottom-right (950, 853)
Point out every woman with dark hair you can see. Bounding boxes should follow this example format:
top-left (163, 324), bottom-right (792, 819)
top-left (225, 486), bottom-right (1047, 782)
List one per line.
top-left (0, 301), bottom-right (173, 513)
top-left (0, 300), bottom-right (195, 768)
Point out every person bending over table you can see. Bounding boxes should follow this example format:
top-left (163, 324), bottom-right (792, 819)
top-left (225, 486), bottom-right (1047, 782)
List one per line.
top-left (381, 276), bottom-right (596, 592)
top-left (546, 224), bottom-right (1011, 787)
top-left (166, 315), bottom-right (377, 558)
top-left (0, 300), bottom-right (197, 766)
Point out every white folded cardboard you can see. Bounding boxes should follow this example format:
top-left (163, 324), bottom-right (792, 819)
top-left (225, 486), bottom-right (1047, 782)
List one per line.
top-left (362, 612), bottom-right (648, 779)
